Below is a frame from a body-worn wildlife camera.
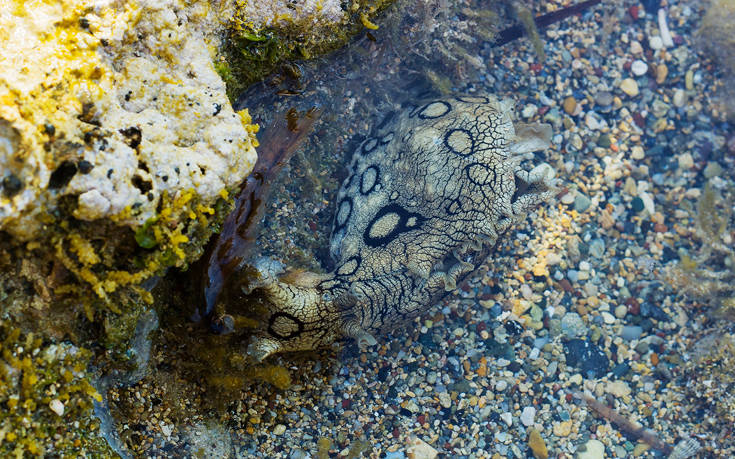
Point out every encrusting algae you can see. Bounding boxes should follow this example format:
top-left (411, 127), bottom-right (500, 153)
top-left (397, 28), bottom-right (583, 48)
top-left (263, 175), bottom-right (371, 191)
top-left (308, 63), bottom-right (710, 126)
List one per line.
top-left (0, 322), bottom-right (115, 457)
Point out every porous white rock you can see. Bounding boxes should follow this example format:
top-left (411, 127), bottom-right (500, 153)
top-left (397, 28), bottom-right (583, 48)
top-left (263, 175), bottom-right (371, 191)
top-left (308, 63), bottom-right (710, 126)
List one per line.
top-left (0, 0), bottom-right (257, 239)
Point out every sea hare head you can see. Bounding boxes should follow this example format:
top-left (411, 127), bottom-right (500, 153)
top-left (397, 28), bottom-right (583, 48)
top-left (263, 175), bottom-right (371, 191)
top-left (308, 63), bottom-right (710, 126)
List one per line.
top-left (246, 94), bottom-right (557, 361)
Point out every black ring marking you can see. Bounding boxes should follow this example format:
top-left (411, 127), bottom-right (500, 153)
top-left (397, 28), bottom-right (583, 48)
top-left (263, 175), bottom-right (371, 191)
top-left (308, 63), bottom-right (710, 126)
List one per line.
top-left (363, 203), bottom-right (427, 247)
top-left (444, 128), bottom-right (475, 157)
top-left (361, 137), bottom-right (378, 155)
top-left (336, 255), bottom-right (361, 277)
top-left (334, 197), bottom-right (353, 231)
top-left (360, 165), bottom-right (380, 195)
top-left (455, 95), bottom-right (489, 104)
top-left (267, 312), bottom-right (304, 340)
top-left (417, 101), bottom-right (451, 119)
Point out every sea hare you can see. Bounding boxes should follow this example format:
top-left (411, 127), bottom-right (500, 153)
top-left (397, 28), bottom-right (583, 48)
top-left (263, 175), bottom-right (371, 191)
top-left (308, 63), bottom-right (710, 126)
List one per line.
top-left (246, 95), bottom-right (557, 360)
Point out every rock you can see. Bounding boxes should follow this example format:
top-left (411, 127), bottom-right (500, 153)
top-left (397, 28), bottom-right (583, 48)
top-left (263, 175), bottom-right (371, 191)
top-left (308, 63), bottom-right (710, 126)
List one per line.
top-left (673, 89), bottom-right (687, 107)
top-left (561, 313), bottom-right (586, 338)
top-left (649, 35), bottom-right (664, 50)
top-left (573, 193), bottom-right (592, 212)
top-left (273, 424), bottom-right (287, 435)
top-left (553, 420), bottom-right (573, 437)
top-left (631, 145), bottom-right (645, 160)
top-left (563, 339), bottom-right (610, 378)
top-left (522, 104), bottom-right (539, 118)
top-left (620, 78), bottom-right (640, 97)
top-left (601, 312), bottom-right (616, 324)
top-left (678, 153), bottom-right (694, 169)
top-left (605, 380), bottom-right (632, 397)
top-left (703, 161), bottom-right (723, 178)
top-left (521, 407), bottom-right (536, 426)
top-left (656, 64), bottom-right (668, 84)
top-left (406, 436), bottom-right (438, 459)
top-left (594, 91), bottom-right (613, 107)
top-left (528, 428), bottom-right (548, 459)
top-left (615, 305), bottom-right (628, 319)
top-left (0, 0), bottom-right (257, 239)
top-left (631, 60), bottom-right (648, 76)
top-left (563, 96), bottom-right (578, 115)
top-left (576, 439), bottom-right (605, 459)
top-left (49, 399), bottom-right (65, 417)
top-left (630, 41), bottom-right (643, 54)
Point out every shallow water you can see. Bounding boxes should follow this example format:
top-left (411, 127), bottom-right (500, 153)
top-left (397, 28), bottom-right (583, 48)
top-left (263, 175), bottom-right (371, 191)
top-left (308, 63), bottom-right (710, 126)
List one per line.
top-left (111, 0), bottom-right (734, 457)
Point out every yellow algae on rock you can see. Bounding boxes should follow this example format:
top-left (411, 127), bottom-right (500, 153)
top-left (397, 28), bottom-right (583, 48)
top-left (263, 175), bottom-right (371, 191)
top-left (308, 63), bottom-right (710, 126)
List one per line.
top-left (0, 0), bottom-right (257, 240)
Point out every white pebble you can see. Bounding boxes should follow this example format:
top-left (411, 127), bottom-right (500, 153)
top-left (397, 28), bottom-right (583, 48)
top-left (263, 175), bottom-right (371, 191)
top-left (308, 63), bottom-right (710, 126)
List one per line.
top-left (630, 41), bottom-right (643, 54)
top-left (520, 407), bottom-right (536, 426)
top-left (631, 60), bottom-right (648, 76)
top-left (578, 261), bottom-right (591, 271)
top-left (658, 8), bottom-right (674, 47)
top-left (678, 153), bottom-right (694, 170)
top-left (495, 380), bottom-right (508, 392)
top-left (649, 36), bottom-right (664, 50)
top-left (522, 104), bottom-right (538, 118)
top-left (49, 399), bottom-right (64, 416)
top-left (500, 412), bottom-right (513, 426)
top-left (601, 312), bottom-right (616, 324)
top-left (673, 89), bottom-right (687, 107)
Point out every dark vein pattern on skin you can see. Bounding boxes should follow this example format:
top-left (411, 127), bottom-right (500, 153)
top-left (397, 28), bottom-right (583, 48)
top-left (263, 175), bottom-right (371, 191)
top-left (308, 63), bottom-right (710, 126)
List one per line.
top-left (247, 95), bottom-right (557, 360)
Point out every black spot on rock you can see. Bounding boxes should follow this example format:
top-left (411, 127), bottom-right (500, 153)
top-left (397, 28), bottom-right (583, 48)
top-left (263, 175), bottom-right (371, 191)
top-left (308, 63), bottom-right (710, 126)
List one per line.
top-left (2, 174), bottom-right (23, 197)
top-left (119, 126), bottom-right (142, 149)
top-left (49, 161), bottom-right (77, 189)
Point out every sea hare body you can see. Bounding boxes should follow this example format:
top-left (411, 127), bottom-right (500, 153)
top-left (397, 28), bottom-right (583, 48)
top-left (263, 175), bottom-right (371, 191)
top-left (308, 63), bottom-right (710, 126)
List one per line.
top-left (247, 95), bottom-right (557, 360)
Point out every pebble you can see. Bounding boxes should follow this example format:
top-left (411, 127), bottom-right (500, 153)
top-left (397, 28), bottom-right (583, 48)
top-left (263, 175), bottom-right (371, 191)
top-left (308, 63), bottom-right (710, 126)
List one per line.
top-left (562, 96), bottom-right (577, 115)
top-left (405, 436), bottom-right (438, 459)
top-left (620, 78), bottom-right (639, 97)
top-left (273, 424), bottom-right (286, 435)
top-left (49, 399), bottom-right (65, 416)
top-left (631, 145), bottom-right (645, 160)
top-left (564, 339), bottom-right (610, 378)
top-left (438, 392), bottom-right (452, 409)
top-left (605, 380), bottom-right (632, 397)
top-left (561, 313), bottom-right (586, 338)
top-left (601, 311), bottom-right (616, 324)
top-left (656, 63), bottom-right (668, 84)
top-left (649, 35), bottom-right (663, 50)
top-left (520, 407), bottom-right (536, 427)
top-left (594, 91), bottom-right (613, 107)
top-left (528, 428), bottom-right (548, 459)
top-left (500, 412), bottom-right (513, 426)
top-left (522, 104), bottom-right (538, 118)
top-left (614, 305), bottom-right (628, 319)
top-left (631, 60), bottom-right (648, 76)
top-left (553, 420), bottom-right (573, 437)
top-left (630, 40), bottom-right (643, 54)
top-left (678, 153), bottom-right (694, 170)
top-left (673, 89), bottom-right (686, 107)
top-left (573, 193), bottom-right (592, 212)
top-left (576, 439), bottom-right (605, 459)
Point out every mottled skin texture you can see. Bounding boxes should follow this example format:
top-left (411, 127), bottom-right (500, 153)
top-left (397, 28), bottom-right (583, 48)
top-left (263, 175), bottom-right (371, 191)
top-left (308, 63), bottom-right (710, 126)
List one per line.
top-left (247, 95), bottom-right (556, 361)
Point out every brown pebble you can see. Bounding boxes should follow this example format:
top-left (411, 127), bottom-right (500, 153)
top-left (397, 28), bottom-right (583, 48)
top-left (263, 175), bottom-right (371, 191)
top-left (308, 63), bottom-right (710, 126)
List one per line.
top-left (626, 297), bottom-right (640, 315)
top-left (656, 64), bottom-right (668, 84)
top-left (651, 352), bottom-right (659, 366)
top-left (654, 223), bottom-right (667, 233)
top-left (558, 279), bottom-right (573, 292)
top-left (563, 96), bottom-right (577, 115)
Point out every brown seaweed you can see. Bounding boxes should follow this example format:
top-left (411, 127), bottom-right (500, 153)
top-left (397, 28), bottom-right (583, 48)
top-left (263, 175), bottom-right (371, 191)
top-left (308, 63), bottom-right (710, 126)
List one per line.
top-left (198, 107), bottom-right (321, 322)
